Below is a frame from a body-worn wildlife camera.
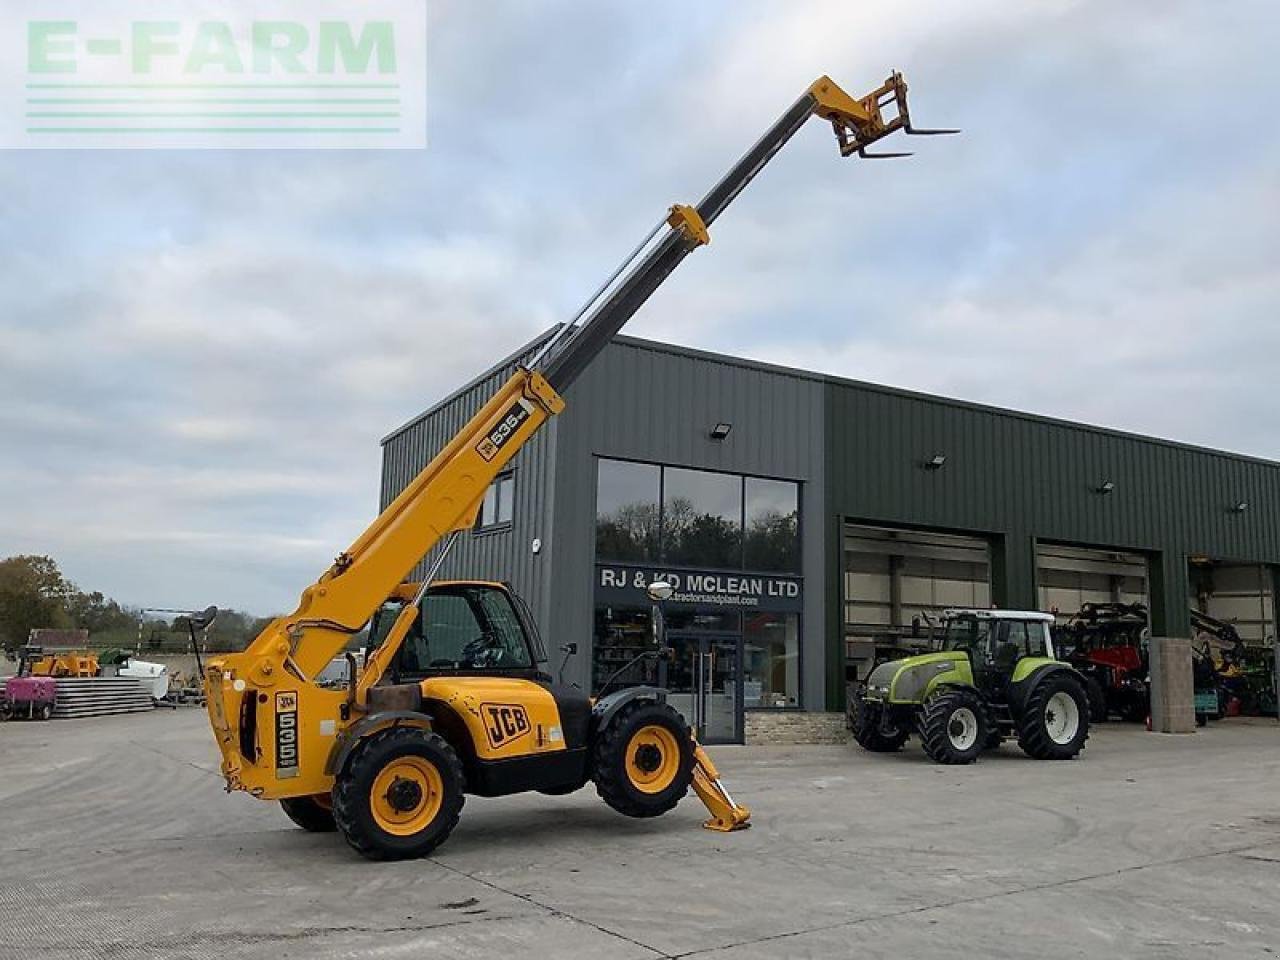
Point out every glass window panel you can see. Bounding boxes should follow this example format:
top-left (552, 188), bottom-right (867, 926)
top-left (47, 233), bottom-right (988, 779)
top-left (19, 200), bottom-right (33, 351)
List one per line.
top-left (662, 467), bottom-right (742, 568)
top-left (478, 483), bottom-right (498, 528)
top-left (743, 612), bottom-right (799, 708)
top-left (592, 605), bottom-right (660, 694)
top-left (496, 474), bottom-right (514, 524)
top-left (744, 478), bottom-right (799, 573)
top-left (398, 587), bottom-right (531, 674)
top-left (596, 460), bottom-right (660, 562)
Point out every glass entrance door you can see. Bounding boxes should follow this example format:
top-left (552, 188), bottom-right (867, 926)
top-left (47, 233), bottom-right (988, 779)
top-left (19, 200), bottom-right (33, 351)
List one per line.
top-left (665, 632), bottom-right (740, 743)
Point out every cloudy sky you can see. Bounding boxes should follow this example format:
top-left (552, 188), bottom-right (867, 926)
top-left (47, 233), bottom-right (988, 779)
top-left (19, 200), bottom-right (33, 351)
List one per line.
top-left (2, 0), bottom-right (1277, 614)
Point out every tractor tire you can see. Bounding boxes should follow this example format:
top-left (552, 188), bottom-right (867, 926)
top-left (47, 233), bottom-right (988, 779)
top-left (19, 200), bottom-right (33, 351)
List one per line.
top-left (1084, 676), bottom-right (1108, 723)
top-left (332, 726), bottom-right (465, 861)
top-left (918, 688), bottom-right (988, 765)
top-left (38, 703), bottom-right (53, 721)
top-left (849, 698), bottom-right (910, 753)
top-left (279, 795), bottom-right (336, 832)
top-left (592, 700), bottom-right (693, 819)
top-left (1017, 673), bottom-right (1090, 760)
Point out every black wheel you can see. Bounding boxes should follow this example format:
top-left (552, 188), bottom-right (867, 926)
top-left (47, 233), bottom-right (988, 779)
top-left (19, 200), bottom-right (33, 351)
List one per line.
top-left (38, 702), bottom-right (53, 721)
top-left (849, 698), bottom-right (910, 753)
top-left (592, 701), bottom-right (694, 818)
top-left (1196, 711), bottom-right (1208, 727)
top-left (1084, 676), bottom-right (1108, 723)
top-left (0, 702), bottom-right (11, 722)
top-left (1017, 673), bottom-right (1090, 760)
top-left (918, 688), bottom-right (989, 765)
top-left (332, 726), bottom-right (465, 861)
top-left (1119, 693), bottom-right (1148, 724)
top-left (279, 795), bottom-right (336, 832)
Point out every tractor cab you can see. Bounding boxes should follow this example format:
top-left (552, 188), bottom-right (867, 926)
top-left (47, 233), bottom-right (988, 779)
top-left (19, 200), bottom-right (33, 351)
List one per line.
top-left (939, 609), bottom-right (1055, 695)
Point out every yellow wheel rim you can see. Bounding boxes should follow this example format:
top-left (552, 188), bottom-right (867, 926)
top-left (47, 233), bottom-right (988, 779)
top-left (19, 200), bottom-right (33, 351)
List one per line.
top-left (625, 724), bottom-right (681, 794)
top-left (370, 756), bottom-right (444, 836)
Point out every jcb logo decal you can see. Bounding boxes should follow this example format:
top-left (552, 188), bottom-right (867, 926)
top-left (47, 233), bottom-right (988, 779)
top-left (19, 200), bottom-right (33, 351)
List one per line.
top-left (482, 703), bottom-right (531, 749)
top-left (275, 691), bottom-right (299, 778)
top-left (476, 399), bottom-right (532, 462)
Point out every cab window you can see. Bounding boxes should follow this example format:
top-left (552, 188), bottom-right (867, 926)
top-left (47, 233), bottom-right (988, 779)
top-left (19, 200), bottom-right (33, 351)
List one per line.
top-left (397, 586), bottom-right (533, 675)
top-left (1026, 622), bottom-right (1049, 658)
top-left (994, 621), bottom-right (1028, 670)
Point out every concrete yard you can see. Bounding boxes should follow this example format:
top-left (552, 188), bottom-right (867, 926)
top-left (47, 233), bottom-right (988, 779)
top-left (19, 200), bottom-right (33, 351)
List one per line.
top-left (1, 711), bottom-right (1277, 960)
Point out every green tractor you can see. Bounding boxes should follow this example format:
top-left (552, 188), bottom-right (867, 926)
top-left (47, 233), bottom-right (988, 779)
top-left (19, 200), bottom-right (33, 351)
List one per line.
top-left (848, 609), bottom-right (1090, 764)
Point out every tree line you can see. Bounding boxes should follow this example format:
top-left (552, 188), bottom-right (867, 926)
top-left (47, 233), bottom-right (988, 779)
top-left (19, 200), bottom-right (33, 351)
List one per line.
top-left (0, 555), bottom-right (274, 655)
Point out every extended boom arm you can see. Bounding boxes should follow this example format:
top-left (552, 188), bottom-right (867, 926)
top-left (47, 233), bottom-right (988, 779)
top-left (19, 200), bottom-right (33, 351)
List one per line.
top-left (229, 72), bottom-right (948, 699)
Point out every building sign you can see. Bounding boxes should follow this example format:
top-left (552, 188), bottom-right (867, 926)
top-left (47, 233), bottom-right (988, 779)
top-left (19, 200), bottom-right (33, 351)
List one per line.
top-left (595, 563), bottom-right (802, 613)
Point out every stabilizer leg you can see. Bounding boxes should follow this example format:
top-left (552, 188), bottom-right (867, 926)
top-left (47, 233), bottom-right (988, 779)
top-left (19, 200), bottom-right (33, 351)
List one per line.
top-left (691, 743), bottom-right (751, 832)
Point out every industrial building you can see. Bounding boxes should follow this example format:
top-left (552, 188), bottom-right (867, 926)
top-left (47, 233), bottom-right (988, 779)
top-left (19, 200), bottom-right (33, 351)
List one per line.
top-left (381, 331), bottom-right (1280, 743)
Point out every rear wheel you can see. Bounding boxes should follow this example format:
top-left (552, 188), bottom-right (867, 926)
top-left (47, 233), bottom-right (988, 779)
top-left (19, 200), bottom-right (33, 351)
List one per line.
top-left (38, 702), bottom-right (53, 721)
top-left (279, 794), bottom-right (336, 832)
top-left (849, 698), bottom-right (910, 753)
top-left (1083, 676), bottom-right (1108, 723)
top-left (918, 688), bottom-right (988, 765)
top-left (1017, 673), bottom-right (1090, 760)
top-left (332, 726), bottom-right (465, 860)
top-left (592, 701), bottom-right (693, 818)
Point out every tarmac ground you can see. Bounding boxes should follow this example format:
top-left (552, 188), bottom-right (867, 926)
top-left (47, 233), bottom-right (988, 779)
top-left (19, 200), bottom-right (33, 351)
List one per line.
top-left (1, 709), bottom-right (1277, 959)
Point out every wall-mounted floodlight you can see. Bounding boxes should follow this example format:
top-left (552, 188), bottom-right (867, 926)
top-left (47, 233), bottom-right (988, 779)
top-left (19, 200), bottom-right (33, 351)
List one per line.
top-left (709, 422), bottom-right (733, 441)
top-left (1096, 480), bottom-right (1116, 495)
top-left (924, 454), bottom-right (947, 469)
top-left (1230, 501), bottom-right (1249, 514)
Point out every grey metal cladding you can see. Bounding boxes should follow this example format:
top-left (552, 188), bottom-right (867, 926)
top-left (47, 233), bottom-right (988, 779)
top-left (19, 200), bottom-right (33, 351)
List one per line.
top-left (548, 335), bottom-right (827, 704)
top-left (378, 336), bottom-right (559, 633)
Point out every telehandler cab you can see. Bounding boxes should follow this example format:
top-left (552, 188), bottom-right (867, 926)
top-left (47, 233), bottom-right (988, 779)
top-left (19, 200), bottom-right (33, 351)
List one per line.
top-left (204, 71), bottom-right (952, 859)
top-left (849, 610), bottom-right (1091, 764)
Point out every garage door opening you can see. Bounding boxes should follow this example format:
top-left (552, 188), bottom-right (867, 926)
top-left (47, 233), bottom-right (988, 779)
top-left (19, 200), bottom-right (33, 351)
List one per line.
top-left (1189, 559), bottom-right (1277, 717)
top-left (1036, 543), bottom-right (1150, 622)
top-left (842, 523), bottom-right (991, 682)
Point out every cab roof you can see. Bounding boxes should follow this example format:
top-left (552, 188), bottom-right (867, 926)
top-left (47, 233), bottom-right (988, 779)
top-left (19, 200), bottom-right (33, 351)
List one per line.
top-left (943, 608), bottom-right (1055, 623)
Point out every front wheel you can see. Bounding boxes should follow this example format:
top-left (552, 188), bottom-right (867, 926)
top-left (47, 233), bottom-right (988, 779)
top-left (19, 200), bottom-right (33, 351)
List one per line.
top-left (850, 698), bottom-right (910, 753)
top-left (332, 726), bottom-right (465, 861)
top-left (1017, 674), bottom-right (1090, 760)
top-left (592, 701), bottom-right (694, 818)
top-left (918, 688), bottom-right (989, 765)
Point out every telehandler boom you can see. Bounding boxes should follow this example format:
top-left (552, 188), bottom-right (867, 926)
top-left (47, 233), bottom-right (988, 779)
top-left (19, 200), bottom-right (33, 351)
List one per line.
top-left (205, 72), bottom-right (950, 859)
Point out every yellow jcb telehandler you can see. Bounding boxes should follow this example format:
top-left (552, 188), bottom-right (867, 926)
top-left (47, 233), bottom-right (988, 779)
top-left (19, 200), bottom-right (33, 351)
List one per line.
top-left (203, 71), bottom-right (951, 860)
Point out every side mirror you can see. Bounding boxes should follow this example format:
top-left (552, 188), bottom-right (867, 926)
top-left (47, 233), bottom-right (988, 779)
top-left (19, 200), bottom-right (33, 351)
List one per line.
top-left (646, 580), bottom-right (674, 602)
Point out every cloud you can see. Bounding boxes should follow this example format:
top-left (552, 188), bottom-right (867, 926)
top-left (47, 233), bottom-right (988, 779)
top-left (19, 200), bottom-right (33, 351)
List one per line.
top-left (1, 0), bottom-right (1277, 612)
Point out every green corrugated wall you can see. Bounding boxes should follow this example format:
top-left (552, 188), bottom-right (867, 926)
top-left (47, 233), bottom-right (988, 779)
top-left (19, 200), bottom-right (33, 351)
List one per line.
top-left (824, 380), bottom-right (1280, 709)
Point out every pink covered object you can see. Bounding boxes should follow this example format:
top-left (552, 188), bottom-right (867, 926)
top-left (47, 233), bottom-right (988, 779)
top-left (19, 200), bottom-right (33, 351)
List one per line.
top-left (6, 676), bottom-right (57, 704)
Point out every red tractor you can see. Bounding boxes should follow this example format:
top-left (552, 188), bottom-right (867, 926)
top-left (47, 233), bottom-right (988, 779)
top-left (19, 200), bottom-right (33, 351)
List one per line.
top-left (1055, 603), bottom-right (1151, 722)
